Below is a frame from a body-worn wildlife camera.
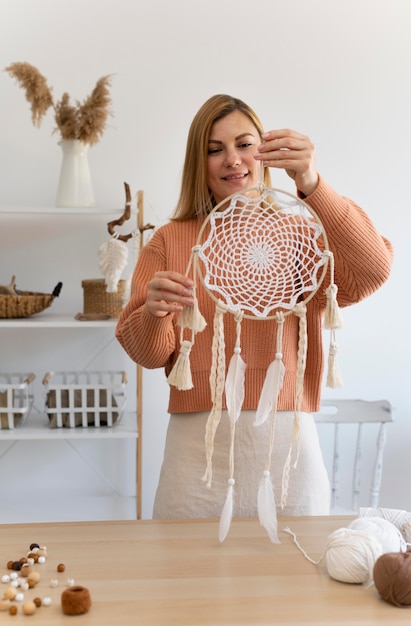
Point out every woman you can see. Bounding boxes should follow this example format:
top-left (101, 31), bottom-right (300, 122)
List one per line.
top-left (116, 94), bottom-right (393, 519)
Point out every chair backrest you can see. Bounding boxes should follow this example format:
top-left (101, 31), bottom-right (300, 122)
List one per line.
top-left (314, 399), bottom-right (394, 514)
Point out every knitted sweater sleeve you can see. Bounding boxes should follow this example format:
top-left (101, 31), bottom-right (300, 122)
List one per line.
top-left (304, 176), bottom-right (394, 308)
top-left (115, 227), bottom-right (177, 368)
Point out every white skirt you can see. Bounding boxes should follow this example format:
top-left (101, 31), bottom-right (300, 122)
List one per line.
top-left (153, 410), bottom-right (331, 519)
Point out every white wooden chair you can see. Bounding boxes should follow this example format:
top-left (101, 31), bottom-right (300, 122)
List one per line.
top-left (314, 399), bottom-right (394, 514)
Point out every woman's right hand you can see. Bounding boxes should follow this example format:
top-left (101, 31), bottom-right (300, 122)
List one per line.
top-left (145, 271), bottom-right (194, 318)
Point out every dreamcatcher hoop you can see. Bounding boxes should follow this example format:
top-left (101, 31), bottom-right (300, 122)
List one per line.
top-left (167, 179), bottom-right (343, 544)
top-left (194, 184), bottom-right (330, 320)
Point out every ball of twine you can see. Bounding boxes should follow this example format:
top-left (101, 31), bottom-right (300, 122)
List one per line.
top-left (61, 585), bottom-right (92, 615)
top-left (324, 517), bottom-right (406, 584)
top-left (373, 551), bottom-right (411, 607)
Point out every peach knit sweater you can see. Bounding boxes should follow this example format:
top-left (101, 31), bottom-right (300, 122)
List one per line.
top-left (116, 177), bottom-right (393, 414)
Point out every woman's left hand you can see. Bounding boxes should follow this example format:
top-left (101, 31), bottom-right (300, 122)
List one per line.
top-left (255, 129), bottom-right (319, 197)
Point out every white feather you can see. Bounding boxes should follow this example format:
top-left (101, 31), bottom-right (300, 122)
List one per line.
top-left (98, 237), bottom-right (129, 293)
top-left (258, 471), bottom-right (280, 543)
top-left (225, 350), bottom-right (246, 423)
top-left (254, 357), bottom-right (285, 426)
top-left (219, 479), bottom-right (234, 542)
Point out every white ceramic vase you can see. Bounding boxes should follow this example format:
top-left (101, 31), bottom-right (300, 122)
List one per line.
top-left (56, 139), bottom-right (95, 208)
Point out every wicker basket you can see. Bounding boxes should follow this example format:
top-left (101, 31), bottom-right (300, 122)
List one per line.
top-left (0, 372), bottom-right (36, 429)
top-left (0, 283), bottom-right (62, 319)
top-left (43, 370), bottom-right (128, 428)
top-left (82, 279), bottom-right (126, 318)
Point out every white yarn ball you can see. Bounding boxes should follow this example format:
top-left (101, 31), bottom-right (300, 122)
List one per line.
top-left (324, 527), bottom-right (381, 584)
top-left (402, 520), bottom-right (411, 543)
top-left (324, 517), bottom-right (406, 585)
top-left (348, 517), bottom-right (407, 553)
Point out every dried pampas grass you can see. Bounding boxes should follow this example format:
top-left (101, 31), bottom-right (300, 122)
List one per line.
top-left (4, 61), bottom-right (112, 145)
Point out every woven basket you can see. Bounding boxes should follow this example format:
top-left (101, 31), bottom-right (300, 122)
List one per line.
top-left (82, 279), bottom-right (126, 318)
top-left (0, 283), bottom-right (62, 319)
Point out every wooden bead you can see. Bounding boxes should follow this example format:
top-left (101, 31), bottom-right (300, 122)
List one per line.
top-left (0, 599), bottom-right (11, 612)
top-left (57, 563), bottom-right (65, 572)
top-left (27, 571), bottom-right (40, 584)
top-left (29, 543), bottom-right (40, 551)
top-left (33, 597), bottom-right (42, 608)
top-left (7, 561), bottom-right (14, 570)
top-left (8, 605), bottom-right (17, 615)
top-left (20, 564), bottom-right (32, 577)
top-left (4, 586), bottom-right (17, 600)
top-left (27, 552), bottom-right (39, 563)
top-left (23, 601), bottom-right (36, 616)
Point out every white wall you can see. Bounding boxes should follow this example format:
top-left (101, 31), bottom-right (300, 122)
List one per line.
top-left (1, 0), bottom-right (410, 518)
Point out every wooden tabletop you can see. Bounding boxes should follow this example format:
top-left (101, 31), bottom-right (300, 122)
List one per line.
top-left (0, 515), bottom-right (409, 625)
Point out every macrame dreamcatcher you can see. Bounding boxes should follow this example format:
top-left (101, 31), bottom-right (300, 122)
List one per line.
top-left (167, 177), bottom-right (343, 543)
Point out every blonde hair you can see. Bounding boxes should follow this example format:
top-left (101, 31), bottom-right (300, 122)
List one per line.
top-left (172, 95), bottom-right (271, 221)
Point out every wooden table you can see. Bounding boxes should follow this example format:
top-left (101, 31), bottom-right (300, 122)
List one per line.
top-left (0, 516), bottom-right (409, 625)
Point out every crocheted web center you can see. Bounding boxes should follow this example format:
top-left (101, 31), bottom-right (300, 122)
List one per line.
top-left (198, 189), bottom-right (326, 318)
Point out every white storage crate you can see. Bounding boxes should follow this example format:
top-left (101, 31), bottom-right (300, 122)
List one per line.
top-left (43, 370), bottom-right (128, 428)
top-left (0, 372), bottom-right (36, 429)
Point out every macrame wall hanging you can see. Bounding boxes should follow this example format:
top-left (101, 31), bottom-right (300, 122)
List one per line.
top-left (167, 173), bottom-right (343, 543)
top-left (98, 183), bottom-right (155, 302)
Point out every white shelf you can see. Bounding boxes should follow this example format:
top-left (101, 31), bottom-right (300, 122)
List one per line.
top-left (0, 411), bottom-right (137, 441)
top-left (0, 313), bottom-right (118, 328)
top-left (0, 204), bottom-right (141, 522)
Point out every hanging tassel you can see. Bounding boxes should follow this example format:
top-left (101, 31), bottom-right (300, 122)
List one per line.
top-left (219, 478), bottom-right (235, 542)
top-left (255, 313), bottom-right (285, 426)
top-left (326, 331), bottom-right (343, 388)
top-left (323, 252), bottom-right (343, 330)
top-left (177, 246), bottom-right (207, 333)
top-left (202, 301), bottom-right (227, 488)
top-left (324, 283), bottom-right (343, 330)
top-left (258, 470), bottom-right (280, 543)
top-left (178, 300), bottom-right (207, 333)
top-left (167, 339), bottom-right (194, 390)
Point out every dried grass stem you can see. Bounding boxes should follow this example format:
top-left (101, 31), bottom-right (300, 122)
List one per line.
top-left (4, 62), bottom-right (112, 145)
